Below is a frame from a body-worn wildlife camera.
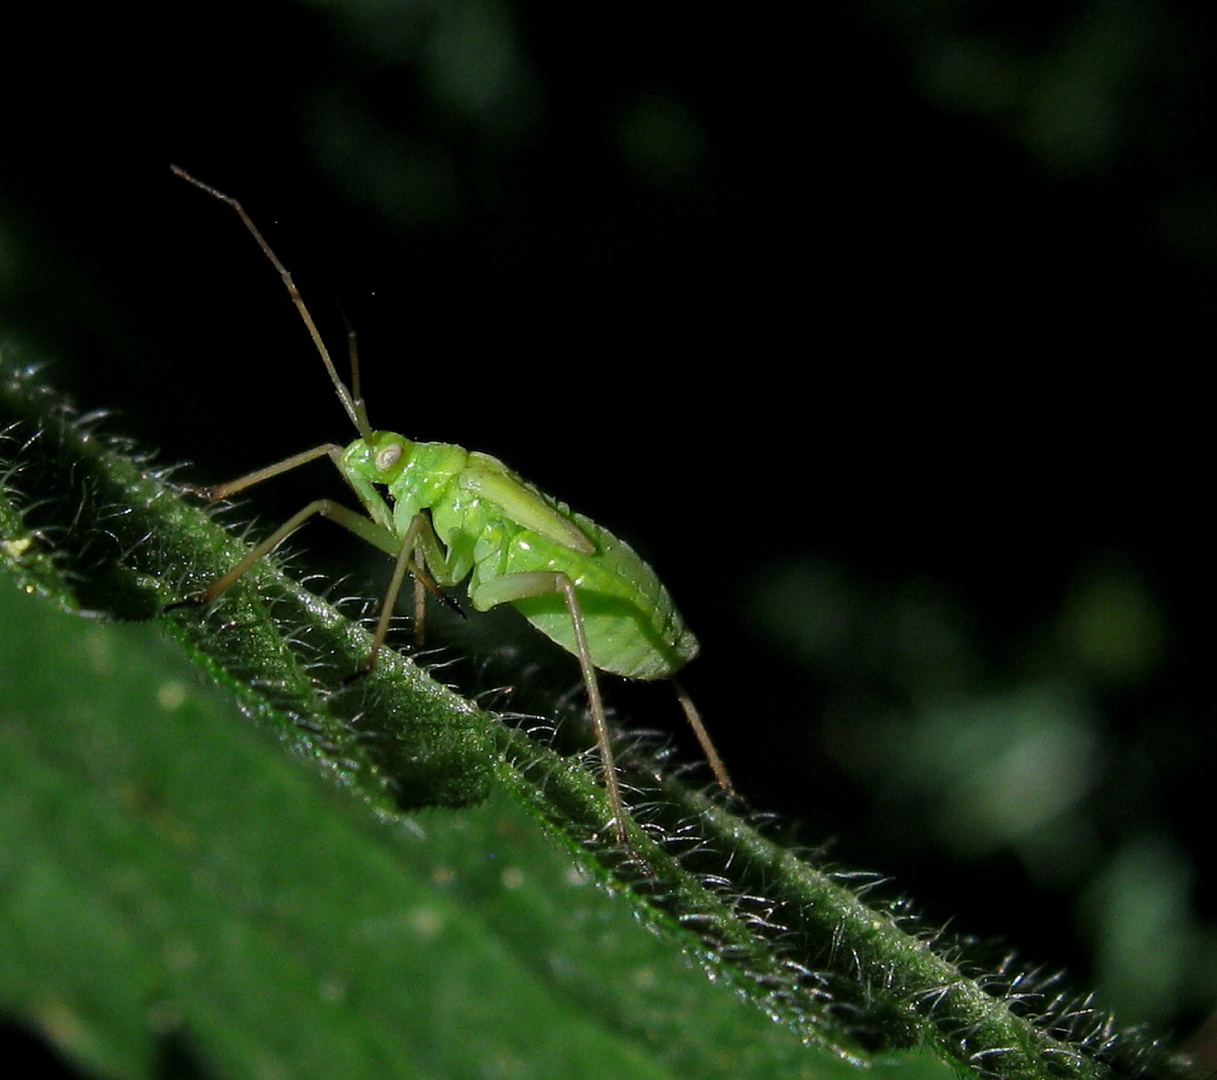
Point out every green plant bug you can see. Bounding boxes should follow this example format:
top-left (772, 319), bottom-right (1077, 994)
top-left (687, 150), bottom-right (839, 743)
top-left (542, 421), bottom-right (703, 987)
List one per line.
top-left (170, 166), bottom-right (733, 848)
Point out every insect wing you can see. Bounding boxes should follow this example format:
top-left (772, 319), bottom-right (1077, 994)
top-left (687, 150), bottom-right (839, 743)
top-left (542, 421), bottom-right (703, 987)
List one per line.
top-left (459, 462), bottom-right (593, 555)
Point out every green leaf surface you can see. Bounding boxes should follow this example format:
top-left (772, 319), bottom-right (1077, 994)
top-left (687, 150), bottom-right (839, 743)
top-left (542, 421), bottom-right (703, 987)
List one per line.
top-left (2, 354), bottom-right (1195, 1079)
top-left (0, 568), bottom-right (950, 1080)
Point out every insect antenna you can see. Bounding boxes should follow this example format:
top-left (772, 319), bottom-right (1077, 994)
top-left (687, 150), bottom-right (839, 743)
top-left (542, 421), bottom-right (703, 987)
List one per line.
top-left (170, 165), bottom-right (374, 443)
top-left (339, 306), bottom-right (373, 433)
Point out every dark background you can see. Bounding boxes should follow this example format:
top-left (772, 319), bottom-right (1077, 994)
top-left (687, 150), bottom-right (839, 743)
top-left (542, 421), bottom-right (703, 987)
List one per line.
top-left (2, 0), bottom-right (1214, 1056)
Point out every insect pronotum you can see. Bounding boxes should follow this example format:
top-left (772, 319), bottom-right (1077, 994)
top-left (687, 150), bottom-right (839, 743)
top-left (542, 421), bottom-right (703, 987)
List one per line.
top-left (170, 166), bottom-right (733, 849)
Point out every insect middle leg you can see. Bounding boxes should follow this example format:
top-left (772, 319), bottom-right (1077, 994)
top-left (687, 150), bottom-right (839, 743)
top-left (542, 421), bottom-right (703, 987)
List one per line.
top-left (359, 511), bottom-right (455, 672)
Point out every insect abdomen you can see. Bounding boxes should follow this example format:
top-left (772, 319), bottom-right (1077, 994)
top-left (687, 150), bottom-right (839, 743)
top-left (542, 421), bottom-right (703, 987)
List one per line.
top-left (495, 512), bottom-right (699, 682)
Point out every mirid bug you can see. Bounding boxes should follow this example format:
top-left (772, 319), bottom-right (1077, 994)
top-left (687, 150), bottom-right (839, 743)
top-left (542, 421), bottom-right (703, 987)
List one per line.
top-left (170, 166), bottom-right (732, 848)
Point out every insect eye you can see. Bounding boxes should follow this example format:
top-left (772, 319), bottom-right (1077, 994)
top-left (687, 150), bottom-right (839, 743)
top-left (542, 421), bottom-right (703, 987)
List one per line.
top-left (376, 444), bottom-right (403, 472)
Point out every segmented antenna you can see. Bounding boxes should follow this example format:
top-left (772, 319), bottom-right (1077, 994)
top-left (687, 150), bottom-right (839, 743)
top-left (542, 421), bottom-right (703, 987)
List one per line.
top-left (171, 166), bottom-right (373, 441)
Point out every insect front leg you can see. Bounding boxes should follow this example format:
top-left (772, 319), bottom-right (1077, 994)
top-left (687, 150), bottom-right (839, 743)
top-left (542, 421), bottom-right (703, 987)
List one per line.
top-left (471, 571), bottom-right (628, 850)
top-left (177, 499), bottom-right (401, 609)
top-left (178, 443), bottom-right (344, 501)
top-left (175, 442), bottom-right (353, 600)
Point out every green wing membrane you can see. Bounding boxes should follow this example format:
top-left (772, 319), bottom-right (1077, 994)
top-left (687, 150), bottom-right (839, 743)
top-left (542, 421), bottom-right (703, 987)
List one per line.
top-left (460, 458), bottom-right (593, 555)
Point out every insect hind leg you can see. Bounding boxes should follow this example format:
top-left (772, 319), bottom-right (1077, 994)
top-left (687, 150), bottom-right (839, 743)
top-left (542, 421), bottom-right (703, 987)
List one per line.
top-left (670, 677), bottom-right (734, 795)
top-left (473, 570), bottom-right (630, 850)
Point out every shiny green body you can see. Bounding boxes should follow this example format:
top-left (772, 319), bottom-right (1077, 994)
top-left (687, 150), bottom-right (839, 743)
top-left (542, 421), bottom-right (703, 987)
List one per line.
top-left (341, 432), bottom-right (699, 682)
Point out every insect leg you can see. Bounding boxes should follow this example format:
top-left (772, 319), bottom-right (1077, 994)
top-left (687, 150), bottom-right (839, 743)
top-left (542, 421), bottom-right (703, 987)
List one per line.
top-left (181, 499), bottom-right (400, 608)
top-left (552, 574), bottom-right (627, 849)
top-left (180, 443), bottom-right (344, 501)
top-left (472, 570), bottom-right (629, 849)
top-left (359, 512), bottom-right (444, 673)
top-left (670, 677), bottom-right (735, 794)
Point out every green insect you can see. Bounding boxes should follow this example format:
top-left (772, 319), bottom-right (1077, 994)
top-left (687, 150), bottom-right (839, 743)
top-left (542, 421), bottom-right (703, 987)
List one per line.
top-left (170, 166), bottom-right (732, 848)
